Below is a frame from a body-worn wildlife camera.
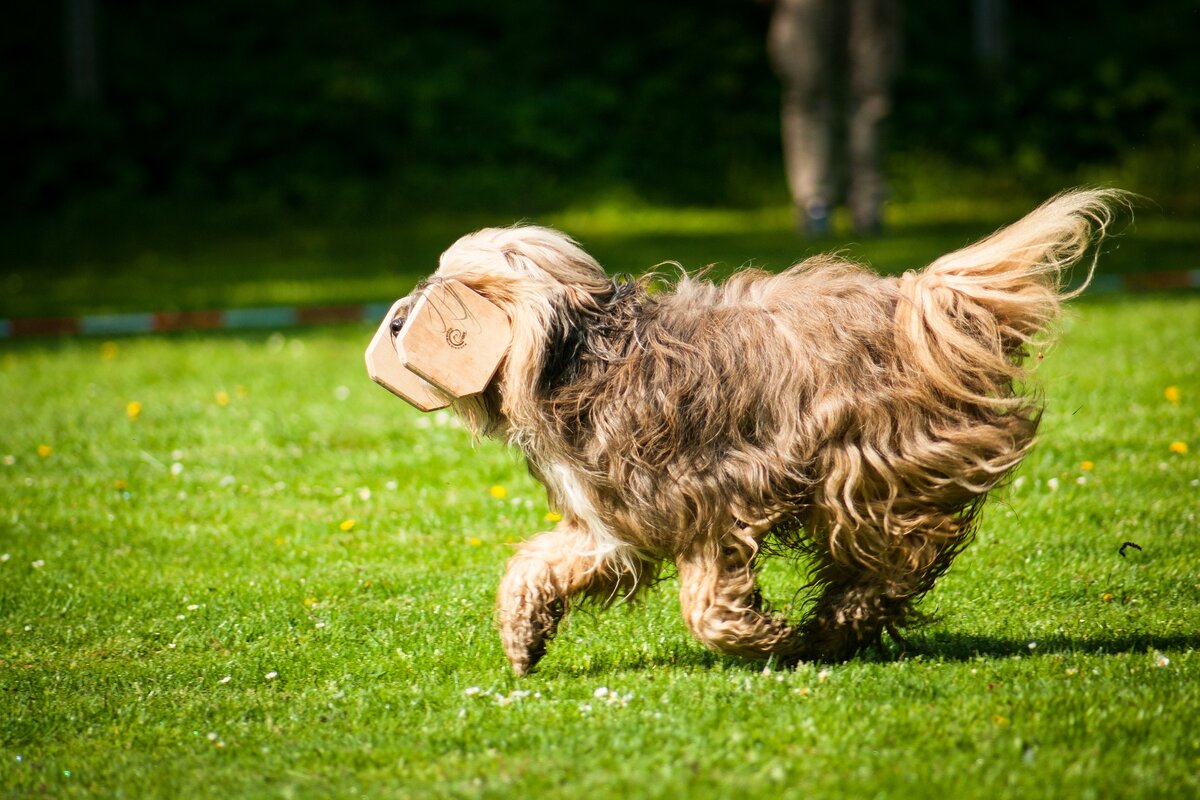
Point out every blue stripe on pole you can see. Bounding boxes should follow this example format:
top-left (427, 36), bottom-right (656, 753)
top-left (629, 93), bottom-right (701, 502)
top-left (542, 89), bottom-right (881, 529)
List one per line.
top-left (0, 319), bottom-right (10, 338)
top-left (81, 313), bottom-right (155, 336)
top-left (224, 307), bottom-right (297, 328)
top-left (1087, 274), bottom-right (1123, 294)
top-left (363, 302), bottom-right (393, 322)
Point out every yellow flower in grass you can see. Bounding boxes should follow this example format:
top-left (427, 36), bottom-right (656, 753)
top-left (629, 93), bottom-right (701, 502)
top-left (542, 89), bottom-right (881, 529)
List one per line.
top-left (114, 479), bottom-right (127, 490)
top-left (1169, 441), bottom-right (1188, 455)
top-left (100, 341), bottom-right (119, 361)
top-left (489, 485), bottom-right (507, 499)
top-left (1079, 460), bottom-right (1094, 472)
top-left (126, 401), bottom-right (142, 420)
top-left (544, 511), bottom-right (563, 523)
top-left (339, 519), bottom-right (356, 531)
top-left (215, 390), bottom-right (230, 407)
top-left (36, 444), bottom-right (52, 458)
top-left (1164, 386), bottom-right (1181, 406)
top-left (469, 537), bottom-right (482, 547)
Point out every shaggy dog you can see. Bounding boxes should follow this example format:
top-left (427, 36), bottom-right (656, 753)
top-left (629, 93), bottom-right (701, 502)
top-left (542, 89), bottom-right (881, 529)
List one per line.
top-left (384, 189), bottom-right (1121, 675)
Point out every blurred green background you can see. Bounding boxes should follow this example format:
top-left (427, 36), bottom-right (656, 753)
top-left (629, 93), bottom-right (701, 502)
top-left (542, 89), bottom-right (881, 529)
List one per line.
top-left (2, 0), bottom-right (1199, 317)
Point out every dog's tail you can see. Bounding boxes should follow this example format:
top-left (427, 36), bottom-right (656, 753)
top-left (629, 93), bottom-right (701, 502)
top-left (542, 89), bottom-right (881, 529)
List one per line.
top-left (894, 188), bottom-right (1126, 405)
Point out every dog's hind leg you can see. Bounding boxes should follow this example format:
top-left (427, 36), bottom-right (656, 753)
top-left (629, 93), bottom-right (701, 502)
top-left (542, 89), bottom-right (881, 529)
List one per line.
top-left (676, 534), bottom-right (803, 661)
top-left (497, 518), bottom-right (648, 675)
top-left (797, 510), bottom-right (972, 662)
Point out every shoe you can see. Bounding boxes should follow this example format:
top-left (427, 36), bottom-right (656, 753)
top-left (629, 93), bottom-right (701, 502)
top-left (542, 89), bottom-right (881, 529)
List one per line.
top-left (803, 201), bottom-right (830, 237)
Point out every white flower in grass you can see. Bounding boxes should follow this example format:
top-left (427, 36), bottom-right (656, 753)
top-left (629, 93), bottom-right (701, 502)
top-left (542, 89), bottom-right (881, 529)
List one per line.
top-left (817, 669), bottom-right (831, 683)
top-left (170, 462), bottom-right (184, 477)
top-left (1046, 477), bottom-right (1059, 492)
top-left (265, 671), bottom-right (278, 680)
top-left (219, 675), bottom-right (232, 684)
top-left (334, 385), bottom-right (351, 401)
top-left (357, 487), bottom-right (371, 501)
top-left (1027, 641), bottom-right (1038, 650)
top-left (186, 604), bottom-right (199, 611)
top-left (219, 475), bottom-right (236, 487)
top-left (31, 560), bottom-right (44, 569)
top-left (464, 686), bottom-right (482, 697)
top-left (385, 480), bottom-right (398, 491)
top-left (1155, 653), bottom-right (1170, 667)
top-left (578, 704), bottom-right (592, 713)
top-left (1, 553), bottom-right (9, 562)
top-left (593, 686), bottom-right (609, 698)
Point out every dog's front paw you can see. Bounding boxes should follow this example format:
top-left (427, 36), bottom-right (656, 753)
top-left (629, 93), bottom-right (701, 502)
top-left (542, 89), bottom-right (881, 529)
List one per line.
top-left (497, 567), bottom-right (565, 676)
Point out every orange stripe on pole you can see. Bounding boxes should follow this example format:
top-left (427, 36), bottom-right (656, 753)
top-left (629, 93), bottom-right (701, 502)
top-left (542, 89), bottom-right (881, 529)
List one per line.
top-left (152, 310), bottom-right (224, 331)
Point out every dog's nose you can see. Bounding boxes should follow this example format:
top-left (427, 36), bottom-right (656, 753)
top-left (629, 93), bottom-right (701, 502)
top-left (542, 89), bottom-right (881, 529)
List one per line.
top-left (390, 317), bottom-right (405, 334)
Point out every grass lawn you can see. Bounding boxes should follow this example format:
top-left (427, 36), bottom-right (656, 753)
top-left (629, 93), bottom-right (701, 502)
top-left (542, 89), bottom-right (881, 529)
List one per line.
top-left (3, 196), bottom-right (1199, 318)
top-left (1, 286), bottom-right (1197, 797)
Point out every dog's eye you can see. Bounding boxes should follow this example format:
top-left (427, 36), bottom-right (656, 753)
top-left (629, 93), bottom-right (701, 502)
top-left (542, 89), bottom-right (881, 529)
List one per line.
top-left (390, 315), bottom-right (406, 334)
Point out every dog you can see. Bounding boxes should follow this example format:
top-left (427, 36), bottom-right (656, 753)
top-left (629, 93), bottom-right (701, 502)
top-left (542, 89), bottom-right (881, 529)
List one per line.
top-left (381, 189), bottom-right (1122, 675)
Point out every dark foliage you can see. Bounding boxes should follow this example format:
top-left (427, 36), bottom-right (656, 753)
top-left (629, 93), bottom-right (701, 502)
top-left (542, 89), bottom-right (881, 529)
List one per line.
top-left (2, 0), bottom-right (1196, 213)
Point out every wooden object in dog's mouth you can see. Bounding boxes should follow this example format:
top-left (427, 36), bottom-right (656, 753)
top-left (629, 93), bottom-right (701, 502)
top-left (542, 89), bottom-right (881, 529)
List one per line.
top-left (364, 281), bottom-right (512, 410)
top-left (365, 298), bottom-right (450, 411)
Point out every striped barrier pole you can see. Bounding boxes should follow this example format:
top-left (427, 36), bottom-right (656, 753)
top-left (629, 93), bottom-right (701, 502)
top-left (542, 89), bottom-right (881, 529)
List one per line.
top-left (1, 271), bottom-right (1198, 339)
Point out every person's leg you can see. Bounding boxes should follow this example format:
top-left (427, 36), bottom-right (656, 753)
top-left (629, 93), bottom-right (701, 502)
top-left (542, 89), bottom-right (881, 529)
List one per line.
top-left (846, 0), bottom-right (901, 235)
top-left (768, 0), bottom-right (838, 235)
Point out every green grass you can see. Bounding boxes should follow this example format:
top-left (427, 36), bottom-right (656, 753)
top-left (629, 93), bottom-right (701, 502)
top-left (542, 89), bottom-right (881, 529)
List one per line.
top-left (3, 196), bottom-right (1198, 317)
top-left (1, 290), bottom-right (1198, 798)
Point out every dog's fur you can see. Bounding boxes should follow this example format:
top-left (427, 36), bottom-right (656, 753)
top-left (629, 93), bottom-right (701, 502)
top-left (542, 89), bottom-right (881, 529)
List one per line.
top-left (401, 189), bottom-right (1122, 675)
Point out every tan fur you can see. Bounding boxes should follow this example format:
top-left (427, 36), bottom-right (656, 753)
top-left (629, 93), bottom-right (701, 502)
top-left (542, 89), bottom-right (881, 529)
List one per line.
top-left (402, 189), bottom-right (1125, 674)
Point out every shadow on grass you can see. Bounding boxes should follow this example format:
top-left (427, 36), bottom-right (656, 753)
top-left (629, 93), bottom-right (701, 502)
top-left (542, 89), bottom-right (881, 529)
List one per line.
top-left (904, 631), bottom-right (1200, 662)
top-left (546, 630), bottom-right (1200, 678)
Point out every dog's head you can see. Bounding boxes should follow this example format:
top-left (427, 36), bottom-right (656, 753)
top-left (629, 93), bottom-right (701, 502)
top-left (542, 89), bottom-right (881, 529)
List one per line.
top-left (395, 225), bottom-right (621, 436)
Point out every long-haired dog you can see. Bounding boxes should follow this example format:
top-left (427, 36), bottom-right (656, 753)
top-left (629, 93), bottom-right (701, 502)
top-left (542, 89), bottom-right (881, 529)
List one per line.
top-left (387, 189), bottom-right (1122, 675)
